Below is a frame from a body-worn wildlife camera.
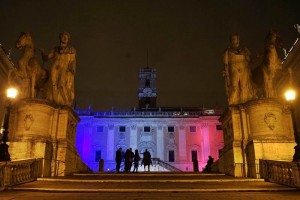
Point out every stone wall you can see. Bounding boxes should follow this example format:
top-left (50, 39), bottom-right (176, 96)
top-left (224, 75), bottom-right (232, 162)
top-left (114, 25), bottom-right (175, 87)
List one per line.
top-left (8, 99), bottom-right (91, 176)
top-left (219, 99), bottom-right (295, 178)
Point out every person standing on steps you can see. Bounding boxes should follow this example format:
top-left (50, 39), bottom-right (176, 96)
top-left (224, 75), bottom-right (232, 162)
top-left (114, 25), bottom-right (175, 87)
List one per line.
top-left (133, 149), bottom-right (141, 173)
top-left (115, 147), bottom-right (122, 172)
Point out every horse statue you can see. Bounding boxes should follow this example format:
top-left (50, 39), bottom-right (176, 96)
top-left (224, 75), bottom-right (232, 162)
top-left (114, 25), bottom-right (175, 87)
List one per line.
top-left (8, 32), bottom-right (49, 98)
top-left (252, 30), bottom-right (282, 98)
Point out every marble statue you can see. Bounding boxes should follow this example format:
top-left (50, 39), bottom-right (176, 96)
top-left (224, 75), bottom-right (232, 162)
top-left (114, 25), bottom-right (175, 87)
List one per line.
top-left (40, 32), bottom-right (76, 106)
top-left (8, 32), bottom-right (48, 99)
top-left (223, 33), bottom-right (255, 105)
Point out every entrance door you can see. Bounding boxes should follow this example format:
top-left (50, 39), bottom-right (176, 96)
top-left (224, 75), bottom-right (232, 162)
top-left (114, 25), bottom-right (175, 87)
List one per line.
top-left (169, 150), bottom-right (175, 162)
top-left (192, 150), bottom-right (197, 161)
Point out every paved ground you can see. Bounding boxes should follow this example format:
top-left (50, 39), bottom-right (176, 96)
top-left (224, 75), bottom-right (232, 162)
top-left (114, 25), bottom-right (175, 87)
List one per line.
top-left (1, 173), bottom-right (299, 199)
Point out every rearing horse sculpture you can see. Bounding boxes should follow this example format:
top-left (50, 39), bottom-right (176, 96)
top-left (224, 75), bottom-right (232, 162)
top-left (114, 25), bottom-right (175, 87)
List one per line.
top-left (262, 30), bottom-right (282, 98)
top-left (9, 32), bottom-right (48, 98)
top-left (252, 30), bottom-right (282, 98)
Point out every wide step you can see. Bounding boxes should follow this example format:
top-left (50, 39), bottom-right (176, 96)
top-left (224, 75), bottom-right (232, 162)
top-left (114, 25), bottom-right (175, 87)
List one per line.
top-left (7, 173), bottom-right (297, 193)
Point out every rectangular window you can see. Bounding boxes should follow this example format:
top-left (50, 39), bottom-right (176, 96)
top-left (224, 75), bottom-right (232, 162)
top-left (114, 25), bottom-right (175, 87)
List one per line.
top-left (169, 151), bottom-right (175, 162)
top-left (216, 125), bottom-right (223, 130)
top-left (168, 126), bottom-right (174, 132)
top-left (190, 126), bottom-right (196, 132)
top-left (97, 126), bottom-right (104, 133)
top-left (95, 150), bottom-right (102, 162)
top-left (144, 126), bottom-right (151, 132)
top-left (119, 126), bottom-right (126, 132)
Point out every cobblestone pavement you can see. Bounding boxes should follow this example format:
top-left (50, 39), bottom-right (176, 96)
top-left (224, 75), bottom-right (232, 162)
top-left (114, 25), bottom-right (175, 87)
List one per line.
top-left (1, 173), bottom-right (299, 199)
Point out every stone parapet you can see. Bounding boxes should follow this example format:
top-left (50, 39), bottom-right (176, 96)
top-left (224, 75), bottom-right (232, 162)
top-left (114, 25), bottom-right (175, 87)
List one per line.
top-left (219, 98), bottom-right (295, 178)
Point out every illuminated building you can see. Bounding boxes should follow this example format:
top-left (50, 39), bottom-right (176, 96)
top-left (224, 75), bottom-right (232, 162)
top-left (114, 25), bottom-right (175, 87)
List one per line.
top-left (75, 66), bottom-right (224, 172)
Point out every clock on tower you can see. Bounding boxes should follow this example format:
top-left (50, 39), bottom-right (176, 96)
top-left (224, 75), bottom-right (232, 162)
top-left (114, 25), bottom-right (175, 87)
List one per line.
top-left (138, 66), bottom-right (157, 108)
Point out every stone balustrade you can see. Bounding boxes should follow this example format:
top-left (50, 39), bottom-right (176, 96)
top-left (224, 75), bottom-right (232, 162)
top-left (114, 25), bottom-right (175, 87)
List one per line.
top-left (0, 158), bottom-right (43, 191)
top-left (260, 159), bottom-right (300, 188)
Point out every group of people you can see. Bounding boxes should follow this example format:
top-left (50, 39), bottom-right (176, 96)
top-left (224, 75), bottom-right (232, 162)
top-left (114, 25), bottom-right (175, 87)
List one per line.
top-left (115, 147), bottom-right (152, 173)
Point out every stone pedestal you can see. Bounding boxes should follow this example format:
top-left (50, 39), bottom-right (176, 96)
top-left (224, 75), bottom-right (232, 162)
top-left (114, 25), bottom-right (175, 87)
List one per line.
top-left (219, 98), bottom-right (295, 178)
top-left (8, 98), bottom-right (90, 176)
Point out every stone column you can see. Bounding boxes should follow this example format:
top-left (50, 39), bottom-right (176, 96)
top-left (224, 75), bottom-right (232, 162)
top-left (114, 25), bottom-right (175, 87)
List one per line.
top-left (130, 125), bottom-right (137, 149)
top-left (178, 126), bottom-right (186, 161)
top-left (106, 124), bottom-right (114, 161)
top-left (157, 126), bottom-right (164, 160)
top-left (201, 123), bottom-right (210, 159)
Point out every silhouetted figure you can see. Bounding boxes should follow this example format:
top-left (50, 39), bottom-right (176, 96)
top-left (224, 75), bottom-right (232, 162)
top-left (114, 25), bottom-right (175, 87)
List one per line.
top-left (203, 156), bottom-right (214, 173)
top-left (115, 147), bottom-right (122, 172)
top-left (141, 149), bottom-right (152, 172)
top-left (124, 148), bottom-right (134, 172)
top-left (129, 148), bottom-right (134, 172)
top-left (133, 149), bottom-right (141, 173)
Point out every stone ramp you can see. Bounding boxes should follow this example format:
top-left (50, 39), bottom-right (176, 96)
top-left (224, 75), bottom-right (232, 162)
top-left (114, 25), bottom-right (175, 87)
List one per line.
top-left (6, 173), bottom-right (299, 193)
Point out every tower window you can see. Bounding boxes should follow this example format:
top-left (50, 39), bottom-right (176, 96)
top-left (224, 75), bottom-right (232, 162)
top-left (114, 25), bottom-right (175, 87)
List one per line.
top-left (144, 126), bottom-right (151, 132)
top-left (145, 79), bottom-right (150, 87)
top-left (168, 126), bottom-right (174, 132)
top-left (119, 126), bottom-right (126, 132)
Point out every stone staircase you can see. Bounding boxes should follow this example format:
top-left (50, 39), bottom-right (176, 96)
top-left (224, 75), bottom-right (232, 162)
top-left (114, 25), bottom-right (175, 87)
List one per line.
top-left (6, 172), bottom-right (298, 193)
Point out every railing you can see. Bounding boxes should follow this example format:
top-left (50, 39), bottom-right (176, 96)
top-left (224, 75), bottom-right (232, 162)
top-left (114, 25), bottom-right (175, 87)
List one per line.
top-left (152, 158), bottom-right (183, 172)
top-left (260, 159), bottom-right (300, 188)
top-left (0, 158), bottom-right (43, 191)
top-left (76, 109), bottom-right (223, 118)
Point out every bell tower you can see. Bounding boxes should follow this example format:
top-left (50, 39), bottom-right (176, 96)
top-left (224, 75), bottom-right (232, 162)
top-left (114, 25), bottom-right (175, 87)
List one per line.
top-left (138, 66), bottom-right (157, 108)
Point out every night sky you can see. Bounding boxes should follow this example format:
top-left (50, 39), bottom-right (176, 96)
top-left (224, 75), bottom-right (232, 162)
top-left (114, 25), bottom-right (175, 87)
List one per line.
top-left (1, 0), bottom-right (300, 111)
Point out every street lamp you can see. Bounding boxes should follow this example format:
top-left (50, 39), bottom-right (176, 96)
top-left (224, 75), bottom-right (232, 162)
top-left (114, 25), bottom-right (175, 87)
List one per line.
top-left (285, 88), bottom-right (300, 162)
top-left (0, 87), bottom-right (18, 161)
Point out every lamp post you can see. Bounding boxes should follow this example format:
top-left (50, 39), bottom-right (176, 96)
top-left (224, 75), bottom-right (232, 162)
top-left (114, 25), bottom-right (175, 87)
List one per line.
top-left (285, 89), bottom-right (300, 162)
top-left (0, 87), bottom-right (18, 162)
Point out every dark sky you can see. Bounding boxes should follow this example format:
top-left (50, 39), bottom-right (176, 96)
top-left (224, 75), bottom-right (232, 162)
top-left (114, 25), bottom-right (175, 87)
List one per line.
top-left (1, 0), bottom-right (300, 111)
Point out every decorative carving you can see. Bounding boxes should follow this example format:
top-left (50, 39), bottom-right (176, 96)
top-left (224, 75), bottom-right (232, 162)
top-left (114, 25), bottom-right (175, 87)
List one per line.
top-left (24, 114), bottom-right (34, 130)
top-left (130, 125), bottom-right (136, 130)
top-left (201, 123), bottom-right (208, 128)
top-left (264, 112), bottom-right (277, 130)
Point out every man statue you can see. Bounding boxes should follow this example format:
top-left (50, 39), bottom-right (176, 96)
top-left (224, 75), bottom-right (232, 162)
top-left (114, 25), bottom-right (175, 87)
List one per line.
top-left (40, 32), bottom-right (76, 106)
top-left (223, 33), bottom-right (255, 105)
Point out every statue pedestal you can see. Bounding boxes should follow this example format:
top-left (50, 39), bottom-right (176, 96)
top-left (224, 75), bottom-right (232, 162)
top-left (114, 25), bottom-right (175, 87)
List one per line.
top-left (219, 99), bottom-right (295, 178)
top-left (8, 99), bottom-right (90, 176)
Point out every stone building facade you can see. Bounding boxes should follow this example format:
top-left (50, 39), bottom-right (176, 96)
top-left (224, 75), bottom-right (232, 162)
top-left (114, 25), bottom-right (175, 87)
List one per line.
top-left (75, 109), bottom-right (224, 172)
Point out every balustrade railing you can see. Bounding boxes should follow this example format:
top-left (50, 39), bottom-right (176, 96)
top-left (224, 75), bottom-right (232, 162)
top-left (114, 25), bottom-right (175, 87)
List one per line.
top-left (260, 159), bottom-right (300, 188)
top-left (0, 158), bottom-right (43, 191)
top-left (152, 158), bottom-right (183, 172)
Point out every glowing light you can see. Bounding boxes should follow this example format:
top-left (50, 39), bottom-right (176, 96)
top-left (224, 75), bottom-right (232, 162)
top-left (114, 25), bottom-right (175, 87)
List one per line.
top-left (285, 89), bottom-right (296, 102)
top-left (7, 88), bottom-right (18, 99)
